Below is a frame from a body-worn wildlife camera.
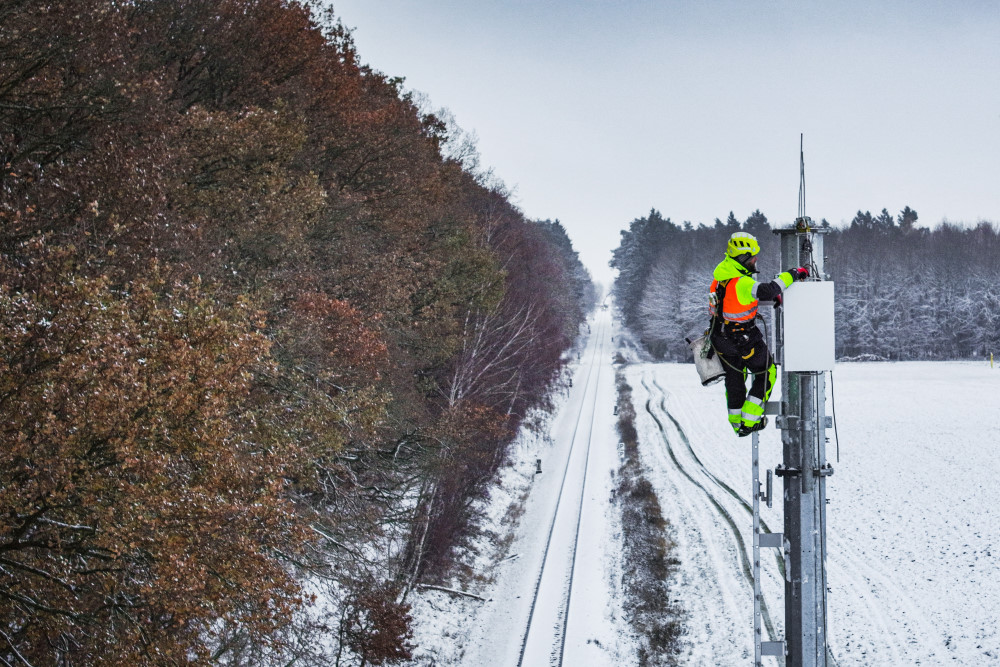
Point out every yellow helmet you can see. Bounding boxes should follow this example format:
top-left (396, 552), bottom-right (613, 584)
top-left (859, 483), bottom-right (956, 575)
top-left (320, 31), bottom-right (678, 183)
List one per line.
top-left (726, 232), bottom-right (760, 259)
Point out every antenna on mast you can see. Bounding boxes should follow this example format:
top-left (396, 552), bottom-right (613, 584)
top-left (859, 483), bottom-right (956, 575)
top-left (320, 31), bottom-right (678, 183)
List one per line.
top-left (798, 133), bottom-right (806, 219)
top-left (796, 134), bottom-right (811, 231)
top-left (762, 136), bottom-right (836, 667)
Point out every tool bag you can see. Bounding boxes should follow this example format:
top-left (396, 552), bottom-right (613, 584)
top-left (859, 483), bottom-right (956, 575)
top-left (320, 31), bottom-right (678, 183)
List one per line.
top-left (686, 334), bottom-right (724, 386)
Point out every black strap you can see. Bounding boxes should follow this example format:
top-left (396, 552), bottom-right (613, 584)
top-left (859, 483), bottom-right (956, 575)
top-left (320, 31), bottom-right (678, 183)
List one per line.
top-left (713, 279), bottom-right (728, 322)
top-left (716, 279), bottom-right (728, 311)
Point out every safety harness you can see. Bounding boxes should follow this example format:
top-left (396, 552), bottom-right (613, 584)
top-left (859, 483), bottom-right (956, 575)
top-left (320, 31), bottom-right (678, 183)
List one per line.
top-left (710, 278), bottom-right (769, 375)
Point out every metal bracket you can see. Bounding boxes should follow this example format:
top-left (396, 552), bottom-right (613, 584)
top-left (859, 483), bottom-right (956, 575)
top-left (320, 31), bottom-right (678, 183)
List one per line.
top-left (759, 532), bottom-right (783, 548)
top-left (774, 464), bottom-right (800, 478)
top-left (756, 469), bottom-right (775, 508)
top-left (762, 641), bottom-right (785, 656)
top-left (775, 415), bottom-right (833, 430)
top-left (814, 463), bottom-right (834, 477)
top-left (775, 415), bottom-right (798, 430)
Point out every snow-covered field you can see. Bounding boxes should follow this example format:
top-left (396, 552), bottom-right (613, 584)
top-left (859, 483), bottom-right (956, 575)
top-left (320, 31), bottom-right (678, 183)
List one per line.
top-left (407, 313), bottom-right (1000, 666)
top-left (628, 359), bottom-right (1000, 666)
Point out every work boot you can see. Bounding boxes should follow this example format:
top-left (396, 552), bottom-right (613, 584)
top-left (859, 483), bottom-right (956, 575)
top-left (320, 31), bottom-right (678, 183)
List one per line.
top-left (737, 416), bottom-right (768, 437)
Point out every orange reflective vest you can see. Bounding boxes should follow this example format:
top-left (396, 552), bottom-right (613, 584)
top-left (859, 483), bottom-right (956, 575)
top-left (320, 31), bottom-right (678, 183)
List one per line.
top-left (709, 277), bottom-right (758, 323)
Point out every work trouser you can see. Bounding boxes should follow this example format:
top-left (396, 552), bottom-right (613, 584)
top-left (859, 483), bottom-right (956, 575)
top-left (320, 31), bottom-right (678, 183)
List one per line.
top-left (711, 324), bottom-right (776, 434)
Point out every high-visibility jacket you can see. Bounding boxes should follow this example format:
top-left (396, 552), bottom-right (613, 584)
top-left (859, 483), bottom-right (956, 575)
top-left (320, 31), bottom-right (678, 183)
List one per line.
top-left (709, 256), bottom-right (794, 324)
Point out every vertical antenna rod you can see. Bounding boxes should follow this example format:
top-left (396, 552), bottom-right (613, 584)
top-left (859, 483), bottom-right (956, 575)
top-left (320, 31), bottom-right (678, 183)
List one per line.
top-left (798, 133), bottom-right (806, 219)
top-left (772, 135), bottom-right (834, 667)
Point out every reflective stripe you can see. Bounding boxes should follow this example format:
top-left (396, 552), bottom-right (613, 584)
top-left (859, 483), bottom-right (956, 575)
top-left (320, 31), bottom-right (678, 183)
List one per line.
top-left (723, 305), bottom-right (757, 320)
top-left (742, 396), bottom-right (764, 421)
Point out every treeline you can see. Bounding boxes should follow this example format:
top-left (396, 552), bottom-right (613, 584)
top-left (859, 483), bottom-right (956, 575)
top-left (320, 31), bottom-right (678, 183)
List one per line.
top-left (0, 1), bottom-right (595, 664)
top-left (612, 207), bottom-right (1000, 361)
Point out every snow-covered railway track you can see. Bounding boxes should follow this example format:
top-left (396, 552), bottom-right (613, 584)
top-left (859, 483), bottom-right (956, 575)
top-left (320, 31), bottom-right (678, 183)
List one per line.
top-left (517, 321), bottom-right (608, 666)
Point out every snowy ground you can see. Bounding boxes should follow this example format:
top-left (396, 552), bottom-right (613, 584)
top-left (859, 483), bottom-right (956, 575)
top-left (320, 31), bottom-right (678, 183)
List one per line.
top-left (408, 315), bottom-right (1000, 666)
top-left (408, 309), bottom-right (634, 666)
top-left (628, 359), bottom-right (1000, 666)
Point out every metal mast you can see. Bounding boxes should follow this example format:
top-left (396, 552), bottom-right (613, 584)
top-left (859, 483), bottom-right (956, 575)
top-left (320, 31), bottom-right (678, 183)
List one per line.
top-left (771, 135), bottom-right (833, 667)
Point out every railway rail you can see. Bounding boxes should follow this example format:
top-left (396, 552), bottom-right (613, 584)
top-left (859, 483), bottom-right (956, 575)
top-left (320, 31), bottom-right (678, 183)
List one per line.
top-left (517, 319), bottom-right (609, 666)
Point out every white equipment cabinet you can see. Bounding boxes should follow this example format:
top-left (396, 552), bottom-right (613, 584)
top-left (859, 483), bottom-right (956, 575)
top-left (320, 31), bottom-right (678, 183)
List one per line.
top-left (781, 280), bottom-right (835, 372)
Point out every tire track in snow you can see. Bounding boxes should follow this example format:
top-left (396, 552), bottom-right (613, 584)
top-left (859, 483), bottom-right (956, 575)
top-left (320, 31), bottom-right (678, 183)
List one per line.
top-left (639, 376), bottom-right (784, 660)
top-left (633, 385), bottom-right (747, 663)
top-left (650, 378), bottom-right (849, 667)
top-left (652, 373), bottom-right (949, 666)
top-left (825, 530), bottom-right (946, 664)
top-left (651, 379), bottom-right (786, 579)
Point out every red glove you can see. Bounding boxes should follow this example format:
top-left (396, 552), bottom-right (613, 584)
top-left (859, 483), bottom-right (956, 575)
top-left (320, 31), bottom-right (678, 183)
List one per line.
top-left (790, 267), bottom-right (810, 281)
top-left (773, 294), bottom-right (783, 308)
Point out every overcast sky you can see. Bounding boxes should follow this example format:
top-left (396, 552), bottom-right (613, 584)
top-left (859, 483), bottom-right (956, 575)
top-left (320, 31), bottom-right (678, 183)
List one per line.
top-left (331, 1), bottom-right (1000, 285)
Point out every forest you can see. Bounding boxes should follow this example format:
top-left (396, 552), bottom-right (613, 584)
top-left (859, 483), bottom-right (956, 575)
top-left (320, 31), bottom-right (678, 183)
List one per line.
top-left (0, 1), bottom-right (596, 664)
top-left (612, 207), bottom-right (1000, 361)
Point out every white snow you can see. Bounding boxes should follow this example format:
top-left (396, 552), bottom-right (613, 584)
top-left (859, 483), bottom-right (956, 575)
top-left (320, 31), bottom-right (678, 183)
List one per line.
top-left (627, 359), bottom-right (1000, 666)
top-left (408, 318), bottom-right (1000, 666)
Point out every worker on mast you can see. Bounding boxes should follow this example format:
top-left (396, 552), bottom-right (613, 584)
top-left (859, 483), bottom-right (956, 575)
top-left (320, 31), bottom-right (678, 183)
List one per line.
top-left (709, 232), bottom-right (809, 436)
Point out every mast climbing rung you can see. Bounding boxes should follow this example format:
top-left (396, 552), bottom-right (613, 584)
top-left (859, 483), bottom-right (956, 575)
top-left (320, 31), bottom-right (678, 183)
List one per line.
top-left (759, 532), bottom-right (783, 548)
top-left (761, 641), bottom-right (785, 656)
